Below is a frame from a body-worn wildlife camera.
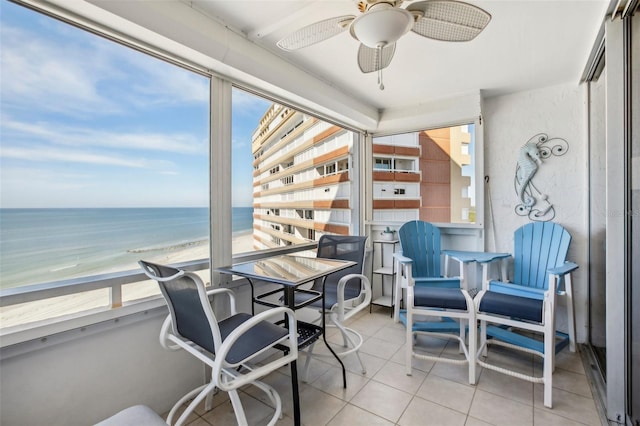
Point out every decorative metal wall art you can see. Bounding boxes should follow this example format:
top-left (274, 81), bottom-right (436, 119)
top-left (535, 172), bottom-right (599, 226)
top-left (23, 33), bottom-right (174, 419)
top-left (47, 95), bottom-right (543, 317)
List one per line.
top-left (514, 133), bottom-right (569, 221)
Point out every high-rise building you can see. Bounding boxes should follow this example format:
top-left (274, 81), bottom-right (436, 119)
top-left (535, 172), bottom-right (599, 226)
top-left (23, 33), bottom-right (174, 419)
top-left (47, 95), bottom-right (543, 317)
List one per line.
top-left (251, 104), bottom-right (474, 249)
top-left (251, 104), bottom-right (356, 249)
top-left (372, 126), bottom-right (473, 224)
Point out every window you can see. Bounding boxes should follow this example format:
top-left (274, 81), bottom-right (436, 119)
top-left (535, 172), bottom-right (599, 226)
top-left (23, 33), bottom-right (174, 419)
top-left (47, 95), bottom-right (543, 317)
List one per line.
top-left (375, 158), bottom-right (392, 170)
top-left (234, 88), bottom-right (360, 251)
top-left (373, 124), bottom-right (476, 224)
top-left (0, 3), bottom-right (209, 326)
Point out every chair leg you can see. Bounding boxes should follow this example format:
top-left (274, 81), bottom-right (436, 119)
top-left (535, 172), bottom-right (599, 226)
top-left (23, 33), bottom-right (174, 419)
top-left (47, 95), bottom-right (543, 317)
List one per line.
top-left (204, 366), bottom-right (215, 412)
top-left (339, 328), bottom-right (366, 375)
top-left (173, 382), bottom-right (217, 426)
top-left (394, 277), bottom-right (402, 323)
top-left (405, 301), bottom-right (413, 376)
top-left (565, 274), bottom-right (576, 352)
top-left (301, 342), bottom-right (315, 383)
top-left (228, 390), bottom-right (249, 426)
top-left (468, 316), bottom-right (477, 385)
top-left (480, 320), bottom-right (488, 357)
top-left (543, 328), bottom-right (554, 408)
top-left (543, 294), bottom-right (555, 408)
top-left (248, 380), bottom-right (283, 423)
top-left (329, 312), bottom-right (367, 374)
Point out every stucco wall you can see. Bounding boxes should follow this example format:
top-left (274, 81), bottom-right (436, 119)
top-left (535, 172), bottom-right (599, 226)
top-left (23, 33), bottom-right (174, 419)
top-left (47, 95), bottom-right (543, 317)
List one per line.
top-left (0, 310), bottom-right (202, 426)
top-left (482, 83), bottom-right (589, 342)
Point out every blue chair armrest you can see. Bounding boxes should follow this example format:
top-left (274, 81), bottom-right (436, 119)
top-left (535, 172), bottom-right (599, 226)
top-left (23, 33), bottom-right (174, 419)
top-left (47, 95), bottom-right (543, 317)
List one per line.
top-left (475, 252), bottom-right (511, 264)
top-left (488, 280), bottom-right (546, 300)
top-left (547, 261), bottom-right (578, 276)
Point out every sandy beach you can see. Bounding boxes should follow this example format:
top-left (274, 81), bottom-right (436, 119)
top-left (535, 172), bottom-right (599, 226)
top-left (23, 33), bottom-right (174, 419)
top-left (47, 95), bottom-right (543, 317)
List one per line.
top-left (0, 231), bottom-right (255, 330)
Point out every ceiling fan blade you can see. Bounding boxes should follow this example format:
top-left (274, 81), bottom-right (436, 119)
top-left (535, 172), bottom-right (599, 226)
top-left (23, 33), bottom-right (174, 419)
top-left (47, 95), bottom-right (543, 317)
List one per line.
top-left (277, 15), bottom-right (355, 51)
top-left (408, 0), bottom-right (491, 42)
top-left (357, 43), bottom-right (396, 73)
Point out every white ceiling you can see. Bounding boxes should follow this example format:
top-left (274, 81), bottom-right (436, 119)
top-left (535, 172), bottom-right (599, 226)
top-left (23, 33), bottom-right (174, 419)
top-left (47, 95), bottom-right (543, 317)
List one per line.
top-left (186, 0), bottom-right (609, 112)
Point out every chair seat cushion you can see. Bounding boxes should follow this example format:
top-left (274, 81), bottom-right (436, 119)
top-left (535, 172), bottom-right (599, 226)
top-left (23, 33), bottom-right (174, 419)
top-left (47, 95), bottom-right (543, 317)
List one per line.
top-left (94, 405), bottom-right (166, 426)
top-left (217, 313), bottom-right (289, 364)
top-left (478, 291), bottom-right (543, 323)
top-left (413, 287), bottom-right (468, 311)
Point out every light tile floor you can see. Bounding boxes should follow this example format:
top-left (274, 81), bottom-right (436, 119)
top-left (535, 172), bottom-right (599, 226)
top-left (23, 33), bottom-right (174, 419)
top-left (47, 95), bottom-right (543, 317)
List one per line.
top-left (165, 306), bottom-right (605, 426)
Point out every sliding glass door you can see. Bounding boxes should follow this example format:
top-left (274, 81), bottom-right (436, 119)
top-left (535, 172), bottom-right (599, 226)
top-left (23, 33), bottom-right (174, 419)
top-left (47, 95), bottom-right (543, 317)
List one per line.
top-left (588, 60), bottom-right (607, 379)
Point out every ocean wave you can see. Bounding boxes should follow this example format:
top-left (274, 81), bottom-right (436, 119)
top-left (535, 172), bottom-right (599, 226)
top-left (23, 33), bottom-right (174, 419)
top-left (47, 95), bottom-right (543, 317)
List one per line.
top-left (127, 239), bottom-right (208, 253)
top-left (50, 264), bottom-right (78, 272)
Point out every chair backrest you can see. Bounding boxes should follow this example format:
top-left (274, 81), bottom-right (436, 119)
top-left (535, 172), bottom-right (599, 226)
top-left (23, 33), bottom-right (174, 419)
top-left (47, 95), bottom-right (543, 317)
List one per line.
top-left (139, 260), bottom-right (218, 354)
top-left (398, 220), bottom-right (443, 279)
top-left (314, 235), bottom-right (367, 297)
top-left (513, 222), bottom-right (572, 290)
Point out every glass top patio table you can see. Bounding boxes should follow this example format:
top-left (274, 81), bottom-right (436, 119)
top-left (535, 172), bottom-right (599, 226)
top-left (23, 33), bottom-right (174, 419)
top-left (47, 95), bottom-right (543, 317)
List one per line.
top-left (217, 254), bottom-right (355, 287)
top-left (216, 254), bottom-right (355, 426)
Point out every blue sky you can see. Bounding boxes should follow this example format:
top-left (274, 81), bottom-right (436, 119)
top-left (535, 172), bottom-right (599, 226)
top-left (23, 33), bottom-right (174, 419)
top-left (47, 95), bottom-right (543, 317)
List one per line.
top-left (0, 2), bottom-right (269, 208)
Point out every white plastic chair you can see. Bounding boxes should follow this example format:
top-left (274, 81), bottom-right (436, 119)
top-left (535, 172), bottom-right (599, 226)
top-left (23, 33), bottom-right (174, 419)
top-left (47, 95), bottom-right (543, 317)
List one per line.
top-left (474, 222), bottom-right (578, 408)
top-left (395, 220), bottom-right (477, 384)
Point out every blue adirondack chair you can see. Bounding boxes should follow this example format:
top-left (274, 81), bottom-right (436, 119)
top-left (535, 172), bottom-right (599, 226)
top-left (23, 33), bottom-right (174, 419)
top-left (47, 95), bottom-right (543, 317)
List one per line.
top-left (393, 221), bottom-right (461, 323)
top-left (474, 221), bottom-right (578, 408)
top-left (394, 220), bottom-right (477, 384)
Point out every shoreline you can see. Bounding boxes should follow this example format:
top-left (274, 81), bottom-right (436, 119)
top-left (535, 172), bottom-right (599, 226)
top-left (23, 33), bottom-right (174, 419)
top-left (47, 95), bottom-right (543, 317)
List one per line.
top-left (0, 232), bottom-right (255, 329)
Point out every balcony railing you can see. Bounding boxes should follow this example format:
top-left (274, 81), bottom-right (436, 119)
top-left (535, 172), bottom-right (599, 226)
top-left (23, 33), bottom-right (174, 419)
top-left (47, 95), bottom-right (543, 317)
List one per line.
top-left (0, 242), bottom-right (318, 333)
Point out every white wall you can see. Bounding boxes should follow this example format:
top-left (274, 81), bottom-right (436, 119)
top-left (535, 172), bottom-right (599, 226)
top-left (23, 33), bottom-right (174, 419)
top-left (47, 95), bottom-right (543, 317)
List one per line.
top-left (0, 309), bottom-right (202, 426)
top-left (482, 82), bottom-right (589, 342)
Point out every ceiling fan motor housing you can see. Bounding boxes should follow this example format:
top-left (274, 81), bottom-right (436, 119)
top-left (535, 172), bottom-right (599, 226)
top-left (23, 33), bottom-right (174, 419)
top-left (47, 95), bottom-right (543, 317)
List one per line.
top-left (351, 3), bottom-right (414, 48)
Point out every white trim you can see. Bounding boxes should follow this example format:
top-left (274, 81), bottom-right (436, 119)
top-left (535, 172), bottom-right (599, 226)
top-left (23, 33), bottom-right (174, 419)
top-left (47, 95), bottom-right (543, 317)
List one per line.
top-left (604, 16), bottom-right (626, 422)
top-left (210, 77), bottom-right (233, 286)
top-left (0, 299), bottom-right (167, 356)
top-left (376, 91), bottom-right (481, 136)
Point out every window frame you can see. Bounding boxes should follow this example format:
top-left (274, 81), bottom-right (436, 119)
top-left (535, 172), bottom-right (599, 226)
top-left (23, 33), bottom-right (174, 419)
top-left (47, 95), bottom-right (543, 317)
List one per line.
top-left (369, 119), bottom-right (484, 229)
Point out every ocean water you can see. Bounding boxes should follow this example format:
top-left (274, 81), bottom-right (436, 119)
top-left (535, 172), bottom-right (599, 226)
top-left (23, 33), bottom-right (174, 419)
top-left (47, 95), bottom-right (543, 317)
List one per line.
top-left (0, 207), bottom-right (253, 289)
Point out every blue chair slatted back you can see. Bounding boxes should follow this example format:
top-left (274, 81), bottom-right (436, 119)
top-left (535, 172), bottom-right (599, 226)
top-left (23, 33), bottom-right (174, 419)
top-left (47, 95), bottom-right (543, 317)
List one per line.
top-left (313, 235), bottom-right (367, 298)
top-left (513, 222), bottom-right (572, 291)
top-left (140, 260), bottom-right (216, 354)
top-left (398, 220), bottom-right (444, 280)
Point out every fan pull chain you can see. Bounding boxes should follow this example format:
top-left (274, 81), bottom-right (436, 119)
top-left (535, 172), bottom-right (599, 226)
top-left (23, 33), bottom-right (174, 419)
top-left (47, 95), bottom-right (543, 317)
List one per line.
top-left (377, 45), bottom-right (384, 91)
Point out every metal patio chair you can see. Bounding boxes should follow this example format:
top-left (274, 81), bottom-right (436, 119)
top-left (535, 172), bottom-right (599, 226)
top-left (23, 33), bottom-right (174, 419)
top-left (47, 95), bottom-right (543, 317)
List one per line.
top-left (474, 221), bottom-right (578, 408)
top-left (139, 260), bottom-right (298, 426)
top-left (293, 235), bottom-right (371, 378)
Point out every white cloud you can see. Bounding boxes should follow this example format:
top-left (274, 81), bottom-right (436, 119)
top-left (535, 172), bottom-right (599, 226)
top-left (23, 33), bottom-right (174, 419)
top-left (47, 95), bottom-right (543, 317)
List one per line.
top-left (0, 6), bottom-right (211, 208)
top-left (0, 18), bottom-right (209, 119)
top-left (2, 117), bottom-right (207, 154)
top-left (0, 24), bottom-right (121, 116)
top-left (232, 88), bottom-right (272, 117)
top-left (1, 145), bottom-right (150, 168)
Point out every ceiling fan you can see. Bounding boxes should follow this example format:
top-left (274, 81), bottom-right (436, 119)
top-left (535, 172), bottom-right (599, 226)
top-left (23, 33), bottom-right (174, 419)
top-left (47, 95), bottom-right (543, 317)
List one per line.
top-left (277, 0), bottom-right (491, 90)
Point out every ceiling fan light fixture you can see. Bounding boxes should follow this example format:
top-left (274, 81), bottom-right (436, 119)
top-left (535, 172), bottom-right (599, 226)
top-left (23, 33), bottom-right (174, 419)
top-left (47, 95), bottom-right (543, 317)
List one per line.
top-left (351, 6), bottom-right (414, 48)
